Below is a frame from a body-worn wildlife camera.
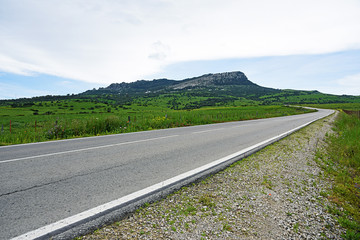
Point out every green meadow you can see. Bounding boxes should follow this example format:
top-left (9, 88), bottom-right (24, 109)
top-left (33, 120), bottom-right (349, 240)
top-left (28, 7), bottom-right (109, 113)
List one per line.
top-left (304, 103), bottom-right (360, 111)
top-left (307, 103), bottom-right (360, 239)
top-left (318, 112), bottom-right (360, 239)
top-left (0, 98), bottom-right (313, 145)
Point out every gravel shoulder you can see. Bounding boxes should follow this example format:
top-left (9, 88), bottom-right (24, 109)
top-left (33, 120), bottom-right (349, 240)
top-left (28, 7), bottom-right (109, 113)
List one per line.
top-left (82, 112), bottom-right (344, 239)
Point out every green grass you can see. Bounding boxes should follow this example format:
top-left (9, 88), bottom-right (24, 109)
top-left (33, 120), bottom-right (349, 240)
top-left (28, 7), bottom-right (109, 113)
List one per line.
top-left (305, 103), bottom-right (360, 238)
top-left (293, 222), bottom-right (299, 233)
top-left (261, 175), bottom-right (274, 190)
top-left (0, 99), bottom-right (314, 145)
top-left (304, 103), bottom-right (360, 111)
top-left (320, 112), bottom-right (360, 238)
top-left (198, 193), bottom-right (216, 208)
top-left (260, 90), bottom-right (360, 105)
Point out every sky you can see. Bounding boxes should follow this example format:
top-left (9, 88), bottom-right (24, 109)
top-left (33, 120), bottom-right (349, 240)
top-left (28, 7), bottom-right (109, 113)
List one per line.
top-left (1, 0), bottom-right (360, 99)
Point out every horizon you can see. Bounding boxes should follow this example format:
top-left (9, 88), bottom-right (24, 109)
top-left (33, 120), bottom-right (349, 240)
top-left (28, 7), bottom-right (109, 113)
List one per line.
top-left (1, 1), bottom-right (360, 99)
top-left (1, 69), bottom-right (358, 101)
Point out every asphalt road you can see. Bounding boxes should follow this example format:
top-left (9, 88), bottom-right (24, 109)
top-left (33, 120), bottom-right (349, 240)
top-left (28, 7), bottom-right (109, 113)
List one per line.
top-left (0, 108), bottom-right (334, 239)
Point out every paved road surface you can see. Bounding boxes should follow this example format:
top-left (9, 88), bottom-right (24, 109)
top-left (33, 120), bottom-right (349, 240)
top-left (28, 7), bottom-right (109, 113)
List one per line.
top-left (0, 109), bottom-right (333, 239)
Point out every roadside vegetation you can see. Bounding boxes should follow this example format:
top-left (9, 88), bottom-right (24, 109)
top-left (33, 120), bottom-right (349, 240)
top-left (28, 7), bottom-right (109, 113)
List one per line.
top-left (305, 103), bottom-right (360, 111)
top-left (314, 108), bottom-right (360, 239)
top-left (0, 98), bottom-right (313, 145)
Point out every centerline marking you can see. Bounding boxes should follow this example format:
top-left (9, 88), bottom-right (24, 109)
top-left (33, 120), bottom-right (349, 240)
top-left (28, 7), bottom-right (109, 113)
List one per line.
top-left (192, 128), bottom-right (224, 134)
top-left (0, 135), bottom-right (179, 164)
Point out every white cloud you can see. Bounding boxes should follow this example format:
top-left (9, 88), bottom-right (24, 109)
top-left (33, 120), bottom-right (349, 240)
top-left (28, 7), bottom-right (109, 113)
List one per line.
top-left (334, 73), bottom-right (360, 95)
top-left (148, 41), bottom-right (171, 61)
top-left (0, 82), bottom-right (50, 99)
top-left (0, 54), bottom-right (43, 76)
top-left (337, 73), bottom-right (360, 87)
top-left (0, 0), bottom-right (360, 85)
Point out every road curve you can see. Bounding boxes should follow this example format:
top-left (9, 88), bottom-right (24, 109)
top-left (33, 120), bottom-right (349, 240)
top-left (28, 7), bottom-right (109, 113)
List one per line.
top-left (0, 108), bottom-right (334, 239)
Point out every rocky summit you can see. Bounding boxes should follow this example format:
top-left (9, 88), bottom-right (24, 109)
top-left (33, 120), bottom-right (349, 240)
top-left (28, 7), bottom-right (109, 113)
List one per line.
top-left (170, 71), bottom-right (255, 89)
top-left (91, 71), bottom-right (255, 95)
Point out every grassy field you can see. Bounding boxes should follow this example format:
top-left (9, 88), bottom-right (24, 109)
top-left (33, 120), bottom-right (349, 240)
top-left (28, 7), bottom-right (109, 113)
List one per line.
top-left (324, 113), bottom-right (360, 239)
top-left (259, 90), bottom-right (360, 105)
top-left (311, 103), bottom-right (360, 239)
top-left (0, 99), bottom-right (313, 145)
top-left (304, 103), bottom-right (360, 111)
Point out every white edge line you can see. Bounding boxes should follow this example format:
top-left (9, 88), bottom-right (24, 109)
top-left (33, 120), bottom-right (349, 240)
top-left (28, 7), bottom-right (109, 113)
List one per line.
top-left (11, 112), bottom-right (332, 240)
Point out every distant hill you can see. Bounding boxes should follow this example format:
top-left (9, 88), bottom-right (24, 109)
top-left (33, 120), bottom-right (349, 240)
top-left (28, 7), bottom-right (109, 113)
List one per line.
top-left (1, 71), bottom-right (360, 108)
top-left (79, 71), bottom-right (360, 107)
top-left (82, 71), bottom-right (256, 95)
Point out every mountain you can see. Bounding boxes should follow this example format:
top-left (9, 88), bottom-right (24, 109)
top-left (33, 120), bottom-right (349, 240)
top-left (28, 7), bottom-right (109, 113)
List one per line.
top-left (76, 71), bottom-right (360, 109)
top-left (82, 71), bottom-right (258, 95)
top-left (2, 71), bottom-right (360, 108)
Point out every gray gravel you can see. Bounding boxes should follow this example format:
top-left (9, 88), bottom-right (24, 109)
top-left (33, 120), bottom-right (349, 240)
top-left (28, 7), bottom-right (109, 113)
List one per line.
top-left (81, 113), bottom-right (344, 239)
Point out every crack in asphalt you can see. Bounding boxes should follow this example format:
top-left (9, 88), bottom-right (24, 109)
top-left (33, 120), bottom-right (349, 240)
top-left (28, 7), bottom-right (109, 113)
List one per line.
top-left (0, 162), bottom-right (129, 198)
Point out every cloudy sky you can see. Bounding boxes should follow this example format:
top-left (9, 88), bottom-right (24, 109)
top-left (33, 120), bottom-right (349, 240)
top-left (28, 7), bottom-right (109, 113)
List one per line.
top-left (1, 0), bottom-right (360, 99)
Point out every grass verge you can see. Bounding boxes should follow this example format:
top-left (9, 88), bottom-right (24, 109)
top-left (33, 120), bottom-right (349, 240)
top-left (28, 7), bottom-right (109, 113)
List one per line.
top-left (0, 105), bottom-right (313, 145)
top-left (316, 112), bottom-right (360, 239)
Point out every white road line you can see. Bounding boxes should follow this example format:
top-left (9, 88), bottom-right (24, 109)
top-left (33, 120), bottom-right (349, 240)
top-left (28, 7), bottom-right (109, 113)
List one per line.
top-left (192, 128), bottom-right (224, 134)
top-left (230, 124), bottom-right (252, 129)
top-left (0, 135), bottom-right (179, 164)
top-left (11, 113), bottom-right (330, 240)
